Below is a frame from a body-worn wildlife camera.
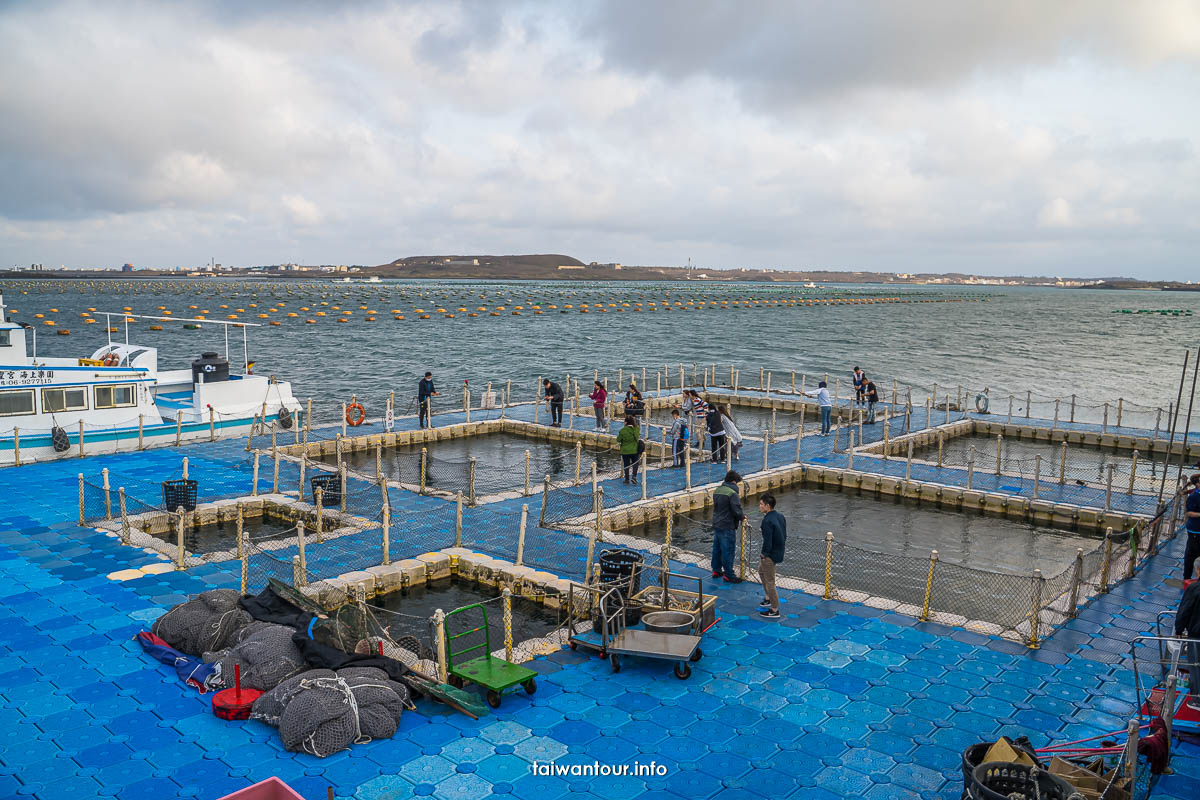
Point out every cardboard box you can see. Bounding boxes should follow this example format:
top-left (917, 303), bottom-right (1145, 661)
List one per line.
top-left (982, 737), bottom-right (1035, 767)
top-left (1048, 757), bottom-right (1130, 800)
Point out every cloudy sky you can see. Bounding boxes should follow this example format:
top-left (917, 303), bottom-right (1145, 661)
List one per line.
top-left (2, 1), bottom-right (1198, 277)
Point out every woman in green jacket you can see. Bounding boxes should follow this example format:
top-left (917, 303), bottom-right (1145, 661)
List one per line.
top-left (617, 415), bottom-right (641, 483)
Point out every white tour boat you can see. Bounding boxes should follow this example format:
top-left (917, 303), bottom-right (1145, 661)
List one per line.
top-left (0, 295), bottom-right (301, 465)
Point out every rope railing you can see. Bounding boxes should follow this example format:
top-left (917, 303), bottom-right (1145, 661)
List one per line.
top-left (583, 490), bottom-right (1184, 645)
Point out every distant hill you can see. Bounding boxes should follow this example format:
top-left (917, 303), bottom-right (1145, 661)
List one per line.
top-left (368, 254), bottom-right (819, 281)
top-left (375, 254), bottom-right (590, 278)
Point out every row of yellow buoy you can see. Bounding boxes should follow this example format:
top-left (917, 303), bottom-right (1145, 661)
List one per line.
top-left (10, 295), bottom-right (969, 329)
top-left (2, 289), bottom-right (984, 333)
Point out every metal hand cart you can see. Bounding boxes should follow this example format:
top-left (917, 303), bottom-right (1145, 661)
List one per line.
top-left (442, 603), bottom-right (538, 709)
top-left (567, 566), bottom-right (710, 679)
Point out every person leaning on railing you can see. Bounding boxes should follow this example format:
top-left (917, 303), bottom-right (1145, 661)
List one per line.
top-left (1184, 473), bottom-right (1200, 582)
top-left (1173, 576), bottom-right (1200, 711)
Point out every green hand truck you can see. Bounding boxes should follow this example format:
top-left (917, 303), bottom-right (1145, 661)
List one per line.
top-left (443, 602), bottom-right (538, 709)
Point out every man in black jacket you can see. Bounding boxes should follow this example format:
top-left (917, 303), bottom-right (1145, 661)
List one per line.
top-left (758, 493), bottom-right (786, 619)
top-left (417, 372), bottom-right (437, 428)
top-left (1174, 578), bottom-right (1200, 710)
top-left (706, 406), bottom-right (726, 462)
top-left (543, 379), bottom-right (564, 427)
top-left (711, 470), bottom-right (744, 583)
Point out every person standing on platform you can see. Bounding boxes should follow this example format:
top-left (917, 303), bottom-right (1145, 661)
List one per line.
top-left (719, 404), bottom-right (743, 461)
top-left (624, 384), bottom-right (645, 418)
top-left (589, 380), bottom-right (608, 431)
top-left (706, 404), bottom-right (727, 462)
top-left (853, 367), bottom-right (865, 407)
top-left (758, 493), bottom-right (787, 619)
top-left (1172, 572), bottom-right (1200, 710)
top-left (543, 378), bottom-right (565, 427)
top-left (417, 371), bottom-right (438, 429)
top-left (1184, 474), bottom-right (1200, 581)
top-left (669, 408), bottom-right (689, 467)
top-left (863, 376), bottom-right (879, 425)
top-left (805, 380), bottom-right (833, 435)
top-left (618, 415), bottom-right (641, 483)
top-left (711, 470), bottom-right (744, 583)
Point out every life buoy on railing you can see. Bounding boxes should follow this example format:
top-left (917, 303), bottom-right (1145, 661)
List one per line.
top-left (101, 352), bottom-right (120, 367)
top-left (345, 403), bottom-right (366, 427)
top-left (277, 406), bottom-right (294, 430)
top-left (974, 393), bottom-right (989, 414)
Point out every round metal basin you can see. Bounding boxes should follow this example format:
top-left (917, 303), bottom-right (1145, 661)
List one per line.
top-left (642, 610), bottom-right (695, 635)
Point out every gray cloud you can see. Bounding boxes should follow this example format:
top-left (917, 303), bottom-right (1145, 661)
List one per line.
top-left (0, 0), bottom-right (1198, 277)
top-left (580, 0), bottom-right (1200, 104)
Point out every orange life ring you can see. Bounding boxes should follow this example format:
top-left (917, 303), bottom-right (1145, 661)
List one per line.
top-left (345, 402), bottom-right (366, 426)
top-left (102, 352), bottom-right (120, 367)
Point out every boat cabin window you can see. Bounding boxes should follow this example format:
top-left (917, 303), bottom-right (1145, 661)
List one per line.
top-left (0, 330), bottom-right (9, 347)
top-left (95, 384), bottom-right (135, 409)
top-left (0, 389), bottom-right (34, 416)
top-left (42, 387), bottom-right (88, 413)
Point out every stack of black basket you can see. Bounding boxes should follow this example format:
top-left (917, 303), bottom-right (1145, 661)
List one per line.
top-left (594, 548), bottom-right (644, 634)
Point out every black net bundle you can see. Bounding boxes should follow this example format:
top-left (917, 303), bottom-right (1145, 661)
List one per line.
top-left (203, 622), bottom-right (308, 691)
top-left (152, 589), bottom-right (252, 655)
top-left (250, 666), bottom-right (411, 757)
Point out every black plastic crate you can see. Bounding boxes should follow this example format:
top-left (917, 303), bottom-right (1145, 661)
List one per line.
top-left (162, 479), bottom-right (198, 512)
top-left (310, 474), bottom-right (341, 507)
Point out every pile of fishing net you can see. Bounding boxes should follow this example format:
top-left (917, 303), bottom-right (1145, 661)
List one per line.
top-left (355, 634), bottom-right (436, 673)
top-left (250, 666), bottom-right (411, 757)
top-left (202, 621), bottom-right (308, 691)
top-left (151, 588), bottom-right (251, 655)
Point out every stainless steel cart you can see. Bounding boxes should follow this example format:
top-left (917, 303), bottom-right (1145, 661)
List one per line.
top-left (566, 567), bottom-right (708, 679)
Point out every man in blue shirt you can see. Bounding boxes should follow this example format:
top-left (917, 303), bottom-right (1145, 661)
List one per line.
top-left (804, 380), bottom-right (833, 435)
top-left (1184, 474), bottom-right (1200, 581)
top-left (417, 372), bottom-right (437, 428)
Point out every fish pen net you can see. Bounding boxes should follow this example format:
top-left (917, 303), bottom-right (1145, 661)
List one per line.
top-left (586, 497), bottom-right (1182, 644)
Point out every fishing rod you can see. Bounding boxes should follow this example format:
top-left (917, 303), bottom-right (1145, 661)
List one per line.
top-left (1157, 350), bottom-right (1190, 509)
top-left (1172, 346), bottom-right (1200, 499)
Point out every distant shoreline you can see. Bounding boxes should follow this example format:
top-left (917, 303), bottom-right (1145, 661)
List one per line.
top-left (0, 267), bottom-right (1132, 288)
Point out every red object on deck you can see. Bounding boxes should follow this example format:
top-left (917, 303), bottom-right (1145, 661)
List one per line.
top-left (213, 664), bottom-right (263, 721)
top-left (216, 776), bottom-right (306, 799)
